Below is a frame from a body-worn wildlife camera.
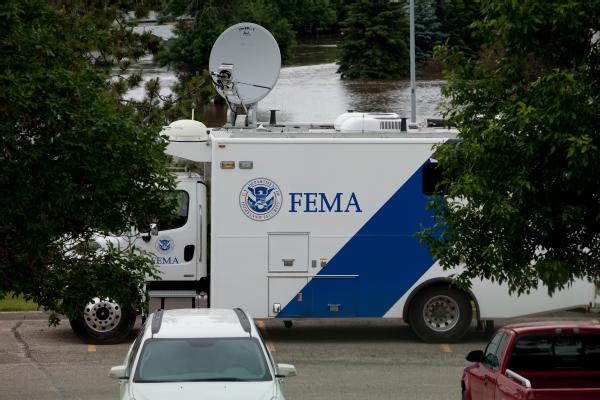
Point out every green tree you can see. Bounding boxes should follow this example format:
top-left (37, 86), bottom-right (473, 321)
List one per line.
top-left (435, 0), bottom-right (481, 54)
top-left (337, 0), bottom-right (409, 79)
top-left (159, 0), bottom-right (295, 81)
top-left (276, 0), bottom-right (338, 33)
top-left (411, 0), bottom-right (444, 62)
top-left (157, 0), bottom-right (296, 116)
top-left (0, 0), bottom-right (177, 326)
top-left (422, 0), bottom-right (600, 294)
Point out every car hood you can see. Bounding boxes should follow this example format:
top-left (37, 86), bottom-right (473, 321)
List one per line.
top-left (130, 381), bottom-right (277, 400)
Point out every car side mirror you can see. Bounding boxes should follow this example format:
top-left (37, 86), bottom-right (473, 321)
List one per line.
top-left (109, 365), bottom-right (128, 379)
top-left (275, 363), bottom-right (297, 378)
top-left (466, 350), bottom-right (484, 362)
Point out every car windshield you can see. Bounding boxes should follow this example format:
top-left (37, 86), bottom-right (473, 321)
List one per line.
top-left (133, 337), bottom-right (272, 382)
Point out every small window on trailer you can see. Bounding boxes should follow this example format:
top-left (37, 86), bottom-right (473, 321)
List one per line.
top-left (422, 161), bottom-right (446, 196)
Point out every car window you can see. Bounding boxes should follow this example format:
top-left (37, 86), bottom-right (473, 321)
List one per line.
top-left (483, 332), bottom-right (504, 370)
top-left (495, 332), bottom-right (510, 368)
top-left (133, 337), bottom-right (272, 383)
top-left (507, 333), bottom-right (600, 371)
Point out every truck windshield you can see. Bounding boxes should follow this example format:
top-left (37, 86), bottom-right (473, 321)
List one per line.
top-left (507, 333), bottom-right (600, 371)
top-left (133, 338), bottom-right (272, 382)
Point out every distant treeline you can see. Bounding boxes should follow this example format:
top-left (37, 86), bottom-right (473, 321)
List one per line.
top-left (158, 0), bottom-right (481, 81)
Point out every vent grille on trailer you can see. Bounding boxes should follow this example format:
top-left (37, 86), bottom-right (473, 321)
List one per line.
top-left (380, 120), bottom-right (401, 130)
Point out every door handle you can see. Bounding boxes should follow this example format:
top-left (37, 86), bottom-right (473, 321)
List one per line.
top-left (198, 204), bottom-right (202, 262)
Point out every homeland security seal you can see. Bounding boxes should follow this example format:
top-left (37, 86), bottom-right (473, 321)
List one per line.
top-left (155, 236), bottom-right (174, 254)
top-left (239, 178), bottom-right (283, 221)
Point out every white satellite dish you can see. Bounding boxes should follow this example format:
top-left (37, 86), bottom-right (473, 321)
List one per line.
top-left (209, 23), bottom-right (281, 127)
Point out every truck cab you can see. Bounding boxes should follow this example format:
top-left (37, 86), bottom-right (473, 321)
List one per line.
top-left (462, 322), bottom-right (600, 400)
top-left (135, 173), bottom-right (209, 302)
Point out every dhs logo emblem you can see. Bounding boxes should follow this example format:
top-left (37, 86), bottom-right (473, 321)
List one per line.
top-left (155, 236), bottom-right (174, 254)
top-left (239, 178), bottom-right (283, 221)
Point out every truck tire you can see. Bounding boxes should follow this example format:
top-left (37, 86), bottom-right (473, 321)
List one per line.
top-left (408, 286), bottom-right (472, 343)
top-left (69, 298), bottom-right (136, 344)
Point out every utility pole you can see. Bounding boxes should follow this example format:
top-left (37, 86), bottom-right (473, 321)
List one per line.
top-left (409, 0), bottom-right (416, 123)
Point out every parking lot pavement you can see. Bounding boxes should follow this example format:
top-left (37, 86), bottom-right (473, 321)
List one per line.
top-left (0, 309), bottom-right (597, 400)
top-left (0, 316), bottom-right (138, 400)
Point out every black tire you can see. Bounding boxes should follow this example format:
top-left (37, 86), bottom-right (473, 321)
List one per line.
top-left (408, 286), bottom-right (472, 343)
top-left (69, 317), bottom-right (87, 336)
top-left (69, 301), bottom-right (136, 344)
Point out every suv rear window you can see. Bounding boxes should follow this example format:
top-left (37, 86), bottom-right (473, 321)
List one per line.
top-left (134, 337), bottom-right (272, 382)
top-left (507, 333), bottom-right (600, 371)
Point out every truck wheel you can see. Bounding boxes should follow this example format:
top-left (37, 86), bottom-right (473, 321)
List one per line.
top-left (408, 286), bottom-right (472, 343)
top-left (69, 298), bottom-right (136, 344)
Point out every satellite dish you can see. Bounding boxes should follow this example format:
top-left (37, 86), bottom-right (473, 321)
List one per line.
top-left (209, 23), bottom-right (281, 126)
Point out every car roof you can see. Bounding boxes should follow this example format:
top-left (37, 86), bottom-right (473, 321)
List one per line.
top-left (147, 308), bottom-right (256, 339)
top-left (502, 320), bottom-right (600, 335)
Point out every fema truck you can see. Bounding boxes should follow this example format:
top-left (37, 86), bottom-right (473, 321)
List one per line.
top-left (70, 116), bottom-right (596, 344)
top-left (68, 23), bottom-right (596, 343)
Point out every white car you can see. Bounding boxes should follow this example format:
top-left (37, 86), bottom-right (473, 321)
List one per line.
top-left (109, 308), bottom-right (296, 400)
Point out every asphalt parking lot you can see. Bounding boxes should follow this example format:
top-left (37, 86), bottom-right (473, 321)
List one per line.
top-left (0, 309), bottom-right (597, 400)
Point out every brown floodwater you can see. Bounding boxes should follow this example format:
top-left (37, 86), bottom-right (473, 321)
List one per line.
top-left (127, 35), bottom-right (446, 127)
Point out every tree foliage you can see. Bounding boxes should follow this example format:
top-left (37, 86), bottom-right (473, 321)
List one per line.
top-left (422, 0), bottom-right (600, 294)
top-left (337, 0), bottom-right (410, 79)
top-left (156, 0), bottom-right (297, 116)
top-left (159, 0), bottom-right (295, 82)
top-left (277, 0), bottom-right (338, 33)
top-left (413, 0), bottom-right (444, 62)
top-left (435, 0), bottom-right (481, 53)
top-left (0, 0), bottom-right (177, 324)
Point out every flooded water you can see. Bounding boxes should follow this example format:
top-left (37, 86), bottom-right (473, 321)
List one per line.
top-left (258, 63), bottom-right (444, 124)
top-left (127, 33), bottom-right (445, 126)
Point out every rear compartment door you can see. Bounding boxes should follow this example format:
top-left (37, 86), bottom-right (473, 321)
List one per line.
top-left (307, 275), bottom-right (358, 317)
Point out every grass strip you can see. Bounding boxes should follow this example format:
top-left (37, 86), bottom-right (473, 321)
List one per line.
top-left (0, 293), bottom-right (39, 311)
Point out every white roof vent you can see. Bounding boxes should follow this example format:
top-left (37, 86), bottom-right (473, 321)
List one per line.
top-left (334, 112), bottom-right (401, 131)
top-left (161, 119), bottom-right (209, 141)
top-left (338, 113), bottom-right (406, 133)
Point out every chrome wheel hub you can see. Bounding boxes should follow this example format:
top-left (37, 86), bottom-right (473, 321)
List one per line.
top-left (83, 298), bottom-right (121, 333)
top-left (423, 295), bottom-right (460, 332)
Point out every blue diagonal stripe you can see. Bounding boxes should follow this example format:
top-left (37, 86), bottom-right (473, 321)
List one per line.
top-left (278, 163), bottom-right (435, 317)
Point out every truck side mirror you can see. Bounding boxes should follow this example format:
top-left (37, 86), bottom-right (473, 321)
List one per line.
top-left (466, 350), bottom-right (484, 362)
top-left (141, 223), bottom-right (159, 243)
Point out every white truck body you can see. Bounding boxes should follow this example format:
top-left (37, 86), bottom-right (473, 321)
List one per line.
top-left (139, 121), bottom-right (594, 325)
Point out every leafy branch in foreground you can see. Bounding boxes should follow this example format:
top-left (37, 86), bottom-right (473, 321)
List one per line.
top-left (0, 0), bottom-right (177, 323)
top-left (421, 0), bottom-right (600, 295)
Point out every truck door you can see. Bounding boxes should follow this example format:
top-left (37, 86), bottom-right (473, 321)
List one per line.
top-left (469, 331), bottom-right (507, 399)
top-left (137, 179), bottom-right (200, 281)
